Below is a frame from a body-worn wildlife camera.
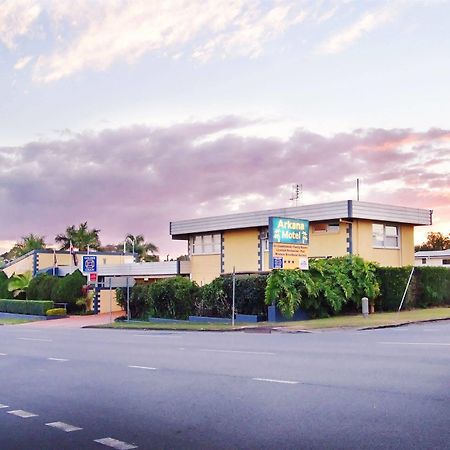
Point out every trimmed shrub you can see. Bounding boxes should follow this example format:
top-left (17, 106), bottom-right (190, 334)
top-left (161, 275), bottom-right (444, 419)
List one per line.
top-left (27, 274), bottom-right (59, 301)
top-left (414, 267), bottom-right (450, 307)
top-left (116, 284), bottom-right (152, 319)
top-left (196, 277), bottom-right (230, 318)
top-left (375, 267), bottom-right (412, 311)
top-left (148, 277), bottom-right (199, 320)
top-left (0, 299), bottom-right (54, 315)
top-left (46, 308), bottom-right (67, 316)
top-left (51, 270), bottom-right (85, 312)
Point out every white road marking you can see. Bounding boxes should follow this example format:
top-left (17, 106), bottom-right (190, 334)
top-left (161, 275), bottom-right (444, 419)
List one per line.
top-left (46, 421), bottom-right (83, 432)
top-left (48, 358), bottom-right (69, 362)
top-left (253, 377), bottom-right (298, 385)
top-left (378, 341), bottom-right (450, 347)
top-left (0, 404), bottom-right (9, 408)
top-left (8, 410), bottom-right (38, 418)
top-left (0, 353), bottom-right (7, 356)
top-left (128, 365), bottom-right (157, 370)
top-left (94, 437), bottom-right (138, 449)
top-left (17, 337), bottom-right (52, 342)
top-left (179, 347), bottom-right (185, 350)
top-left (200, 349), bottom-right (275, 356)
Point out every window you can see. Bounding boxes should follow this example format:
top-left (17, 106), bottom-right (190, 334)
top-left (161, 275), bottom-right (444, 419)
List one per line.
top-left (421, 258), bottom-right (427, 265)
top-left (372, 224), bottom-right (400, 248)
top-left (190, 234), bottom-right (221, 255)
top-left (443, 259), bottom-right (450, 265)
top-left (312, 222), bottom-right (340, 234)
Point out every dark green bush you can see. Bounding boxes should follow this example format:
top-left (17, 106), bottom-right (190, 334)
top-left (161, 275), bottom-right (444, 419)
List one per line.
top-left (116, 284), bottom-right (152, 319)
top-left (375, 267), bottom-right (412, 311)
top-left (51, 270), bottom-right (85, 312)
top-left (0, 272), bottom-right (13, 299)
top-left (148, 277), bottom-right (199, 320)
top-left (27, 274), bottom-right (59, 301)
top-left (0, 299), bottom-right (54, 315)
top-left (414, 267), bottom-right (450, 307)
top-left (196, 275), bottom-right (268, 319)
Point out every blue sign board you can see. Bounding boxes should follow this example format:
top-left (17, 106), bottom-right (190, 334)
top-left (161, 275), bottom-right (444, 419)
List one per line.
top-left (269, 217), bottom-right (309, 245)
top-left (272, 257), bottom-right (284, 269)
top-left (82, 255), bottom-right (97, 273)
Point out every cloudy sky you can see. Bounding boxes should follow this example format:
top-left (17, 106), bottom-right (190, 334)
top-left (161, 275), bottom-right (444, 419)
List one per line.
top-left (1, 0), bottom-right (449, 256)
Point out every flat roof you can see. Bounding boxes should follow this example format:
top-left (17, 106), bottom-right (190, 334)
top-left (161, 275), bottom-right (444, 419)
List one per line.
top-left (415, 250), bottom-right (450, 258)
top-left (171, 200), bottom-right (432, 239)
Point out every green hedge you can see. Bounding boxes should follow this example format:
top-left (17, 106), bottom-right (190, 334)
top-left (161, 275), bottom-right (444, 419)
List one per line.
top-left (375, 266), bottom-right (450, 311)
top-left (0, 272), bottom-right (13, 299)
top-left (0, 299), bottom-right (54, 315)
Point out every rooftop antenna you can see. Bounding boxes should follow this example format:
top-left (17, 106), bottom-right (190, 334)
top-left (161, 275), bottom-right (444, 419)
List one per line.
top-left (356, 178), bottom-right (360, 201)
top-left (290, 184), bottom-right (302, 207)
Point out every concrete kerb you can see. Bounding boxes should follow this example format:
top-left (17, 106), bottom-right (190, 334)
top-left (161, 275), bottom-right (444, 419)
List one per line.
top-left (358, 316), bottom-right (450, 331)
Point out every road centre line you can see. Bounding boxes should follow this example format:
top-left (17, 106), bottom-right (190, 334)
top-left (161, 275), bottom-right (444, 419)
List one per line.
top-left (48, 357), bottom-right (69, 361)
top-left (94, 437), bottom-right (138, 449)
top-left (0, 353), bottom-right (7, 356)
top-left (0, 404), bottom-right (9, 408)
top-left (378, 341), bottom-right (450, 346)
top-left (253, 378), bottom-right (298, 385)
top-left (46, 421), bottom-right (83, 432)
top-left (8, 410), bottom-right (38, 418)
top-left (200, 349), bottom-right (275, 356)
top-left (17, 337), bottom-right (52, 342)
top-left (128, 365), bottom-right (157, 370)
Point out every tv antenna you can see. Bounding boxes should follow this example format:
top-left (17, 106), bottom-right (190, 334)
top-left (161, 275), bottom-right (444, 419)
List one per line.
top-left (290, 184), bottom-right (302, 207)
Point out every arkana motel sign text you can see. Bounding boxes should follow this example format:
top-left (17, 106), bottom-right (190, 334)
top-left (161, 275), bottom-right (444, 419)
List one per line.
top-left (268, 217), bottom-right (310, 270)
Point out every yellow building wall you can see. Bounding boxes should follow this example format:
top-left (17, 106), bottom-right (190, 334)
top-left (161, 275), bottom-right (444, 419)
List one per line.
top-left (98, 289), bottom-right (123, 313)
top-left (37, 252), bottom-right (132, 270)
top-left (309, 223), bottom-right (348, 258)
top-left (190, 254), bottom-right (221, 286)
top-left (2, 254), bottom-right (34, 277)
top-left (353, 220), bottom-right (414, 267)
top-left (223, 229), bottom-right (259, 273)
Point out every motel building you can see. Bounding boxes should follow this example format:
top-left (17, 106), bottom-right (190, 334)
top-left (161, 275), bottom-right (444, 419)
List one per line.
top-left (170, 200), bottom-right (432, 286)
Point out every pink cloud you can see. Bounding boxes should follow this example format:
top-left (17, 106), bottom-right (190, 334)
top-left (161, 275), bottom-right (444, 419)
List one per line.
top-left (0, 118), bottom-right (449, 255)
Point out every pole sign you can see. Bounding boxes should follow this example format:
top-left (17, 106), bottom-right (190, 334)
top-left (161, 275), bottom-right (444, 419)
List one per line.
top-left (82, 255), bottom-right (97, 273)
top-left (269, 217), bottom-right (310, 270)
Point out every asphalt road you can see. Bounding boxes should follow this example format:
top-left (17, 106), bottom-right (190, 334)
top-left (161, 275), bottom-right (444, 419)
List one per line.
top-left (0, 321), bottom-right (449, 450)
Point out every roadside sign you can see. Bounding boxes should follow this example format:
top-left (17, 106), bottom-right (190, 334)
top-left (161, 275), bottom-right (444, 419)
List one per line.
top-left (82, 255), bottom-right (97, 273)
top-left (89, 272), bottom-right (97, 282)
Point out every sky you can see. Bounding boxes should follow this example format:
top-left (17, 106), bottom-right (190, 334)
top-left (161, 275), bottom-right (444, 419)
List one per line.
top-left (0, 0), bottom-right (449, 257)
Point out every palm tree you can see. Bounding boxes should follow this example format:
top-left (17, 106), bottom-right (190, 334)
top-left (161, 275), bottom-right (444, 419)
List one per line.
top-left (55, 222), bottom-right (101, 251)
top-left (124, 234), bottom-right (159, 262)
top-left (10, 234), bottom-right (46, 258)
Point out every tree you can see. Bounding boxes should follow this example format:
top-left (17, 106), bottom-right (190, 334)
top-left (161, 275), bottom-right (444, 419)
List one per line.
top-left (9, 234), bottom-right (46, 258)
top-left (8, 271), bottom-right (33, 298)
top-left (55, 222), bottom-right (101, 251)
top-left (415, 232), bottom-right (450, 251)
top-left (124, 234), bottom-right (159, 262)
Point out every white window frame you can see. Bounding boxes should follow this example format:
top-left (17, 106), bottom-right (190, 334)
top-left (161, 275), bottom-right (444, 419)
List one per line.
top-left (372, 223), bottom-right (400, 249)
top-left (189, 233), bottom-right (222, 255)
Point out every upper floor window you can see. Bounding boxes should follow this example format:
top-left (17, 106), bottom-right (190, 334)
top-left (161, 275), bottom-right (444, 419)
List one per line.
top-left (190, 233), bottom-right (221, 255)
top-left (372, 224), bottom-right (399, 248)
top-left (312, 222), bottom-right (340, 234)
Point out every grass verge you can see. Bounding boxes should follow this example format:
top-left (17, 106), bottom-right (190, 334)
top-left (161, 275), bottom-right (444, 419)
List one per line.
top-left (0, 318), bottom-right (37, 325)
top-left (91, 307), bottom-right (450, 331)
